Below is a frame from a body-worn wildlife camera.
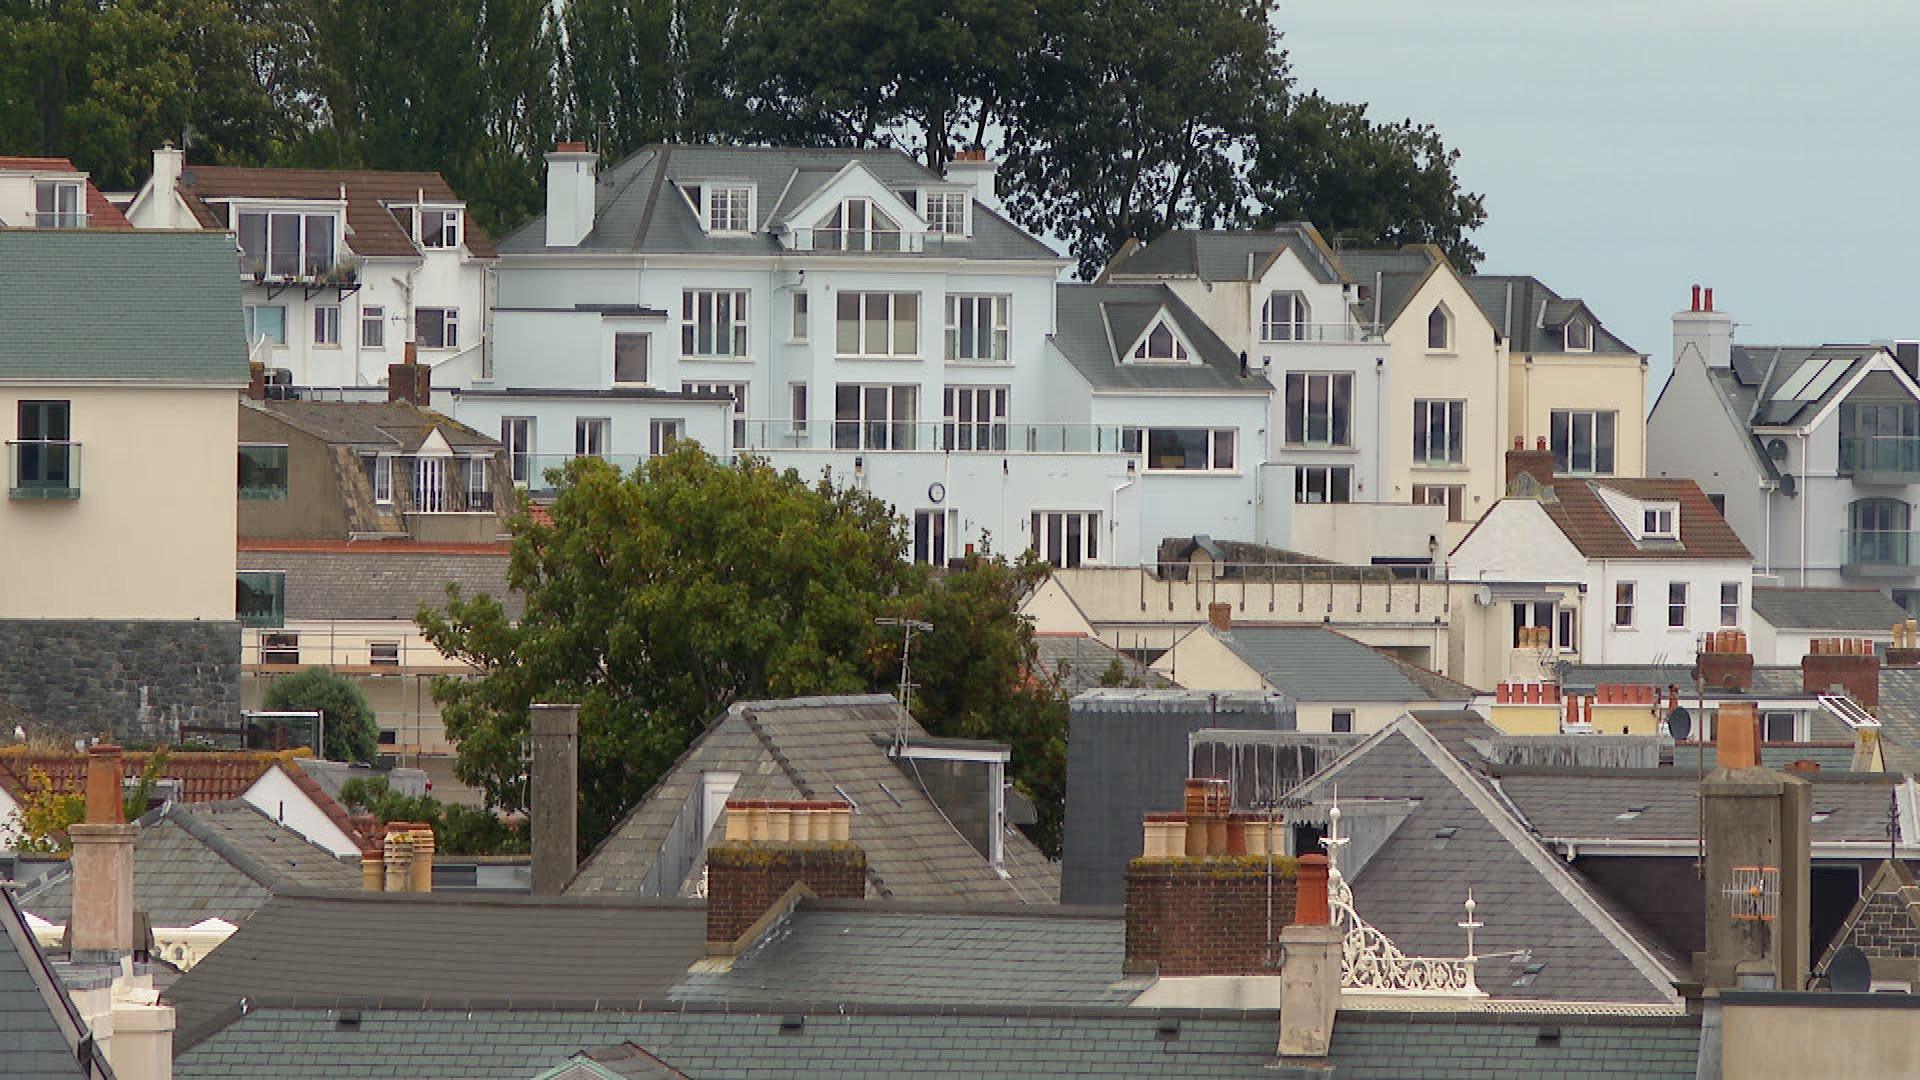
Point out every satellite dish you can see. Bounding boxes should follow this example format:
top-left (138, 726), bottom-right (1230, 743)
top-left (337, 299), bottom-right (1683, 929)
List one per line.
top-left (1474, 585), bottom-right (1493, 607)
top-left (1666, 706), bottom-right (1692, 742)
top-left (1829, 944), bottom-right (1872, 993)
top-left (1766, 438), bottom-right (1789, 462)
top-left (1779, 473), bottom-right (1798, 497)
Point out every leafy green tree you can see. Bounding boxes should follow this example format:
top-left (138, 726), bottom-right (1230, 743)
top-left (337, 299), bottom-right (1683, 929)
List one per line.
top-left (338, 776), bottom-right (527, 855)
top-left (261, 668), bottom-right (379, 764)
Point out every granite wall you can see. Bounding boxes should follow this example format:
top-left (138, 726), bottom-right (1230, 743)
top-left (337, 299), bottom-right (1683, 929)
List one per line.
top-left (0, 619), bottom-right (240, 743)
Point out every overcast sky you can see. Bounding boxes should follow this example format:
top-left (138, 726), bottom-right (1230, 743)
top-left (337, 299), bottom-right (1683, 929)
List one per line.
top-left (1279, 0), bottom-right (1920, 395)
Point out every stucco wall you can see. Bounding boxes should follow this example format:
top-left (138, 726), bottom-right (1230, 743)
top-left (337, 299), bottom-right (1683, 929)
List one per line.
top-left (1721, 999), bottom-right (1920, 1079)
top-left (0, 619), bottom-right (240, 738)
top-left (1509, 351), bottom-right (1647, 476)
top-left (237, 405), bottom-right (352, 541)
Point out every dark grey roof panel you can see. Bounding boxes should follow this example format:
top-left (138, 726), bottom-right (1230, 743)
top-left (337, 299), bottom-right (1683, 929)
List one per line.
top-left (1494, 767), bottom-right (1901, 843)
top-left (1213, 625), bottom-right (1473, 703)
top-left (1753, 587), bottom-right (1910, 632)
top-left (236, 548), bottom-right (522, 621)
top-left (1051, 283), bottom-right (1272, 393)
top-left (0, 890), bottom-right (96, 1079)
top-left (1107, 226), bottom-right (1344, 284)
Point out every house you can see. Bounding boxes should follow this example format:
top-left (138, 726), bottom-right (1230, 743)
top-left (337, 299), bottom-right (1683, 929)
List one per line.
top-left (1447, 442), bottom-right (1752, 687)
top-left (0, 230), bottom-right (247, 740)
top-left (125, 146), bottom-right (495, 389)
top-left (0, 155), bottom-right (131, 229)
top-left (1648, 286), bottom-right (1920, 613)
top-left (1751, 585), bottom-right (1910, 665)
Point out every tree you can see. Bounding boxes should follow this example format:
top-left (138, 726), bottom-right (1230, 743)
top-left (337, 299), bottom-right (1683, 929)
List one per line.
top-left (338, 776), bottom-right (526, 855)
top-left (261, 668), bottom-right (379, 764)
top-left (11, 767), bottom-right (85, 855)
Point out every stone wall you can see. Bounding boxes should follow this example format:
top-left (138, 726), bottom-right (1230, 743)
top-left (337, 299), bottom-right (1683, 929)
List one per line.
top-left (0, 619), bottom-right (240, 743)
top-left (1124, 855), bottom-right (1298, 975)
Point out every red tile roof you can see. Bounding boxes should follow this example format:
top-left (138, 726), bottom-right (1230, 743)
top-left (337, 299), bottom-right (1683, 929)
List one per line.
top-left (0, 155), bottom-right (132, 229)
top-left (174, 165), bottom-right (495, 258)
top-left (1543, 478), bottom-right (1752, 561)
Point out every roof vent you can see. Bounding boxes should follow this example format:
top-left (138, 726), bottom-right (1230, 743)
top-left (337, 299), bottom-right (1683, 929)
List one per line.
top-left (1615, 805), bottom-right (1648, 822)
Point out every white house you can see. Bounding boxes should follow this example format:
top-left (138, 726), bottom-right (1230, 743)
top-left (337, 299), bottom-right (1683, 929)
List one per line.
top-left (0, 154), bottom-right (128, 229)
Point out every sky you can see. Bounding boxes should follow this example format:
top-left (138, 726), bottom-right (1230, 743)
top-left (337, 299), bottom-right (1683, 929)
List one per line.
top-left (1279, 0), bottom-right (1920, 397)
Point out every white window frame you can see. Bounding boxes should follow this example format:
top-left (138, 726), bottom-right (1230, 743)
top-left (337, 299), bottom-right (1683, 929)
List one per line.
top-left (1761, 710), bottom-right (1801, 743)
top-left (945, 294), bottom-right (1010, 364)
top-left (34, 180), bottom-right (82, 228)
top-left (1331, 710), bottom-right (1354, 734)
top-left (1551, 409), bottom-right (1618, 476)
top-left (942, 385), bottom-right (1008, 451)
top-left (613, 332), bottom-right (650, 386)
top-left (369, 641), bottom-right (401, 667)
top-left (1642, 506), bottom-right (1678, 540)
top-left (501, 417), bottom-right (534, 485)
top-left (835, 291), bottom-right (919, 358)
top-left (681, 289), bottom-right (749, 358)
top-left (1720, 582), bottom-right (1741, 627)
top-left (1413, 399), bottom-right (1466, 465)
top-left (1512, 601), bottom-right (1576, 651)
top-left (1133, 427), bottom-right (1237, 473)
top-left (791, 291), bottom-right (809, 342)
top-left (416, 307), bottom-right (460, 350)
top-left (833, 383), bottom-right (919, 450)
top-left (1412, 483), bottom-right (1464, 522)
top-left (913, 508), bottom-right (956, 565)
top-left (1427, 303), bottom-right (1452, 352)
top-left (790, 383), bottom-right (809, 436)
top-left (260, 632), bottom-right (300, 666)
top-left (236, 208), bottom-right (339, 279)
top-left (575, 417), bottom-right (610, 459)
top-left (1261, 291), bottom-right (1310, 342)
top-left (244, 304), bottom-right (288, 346)
top-left (419, 207), bottom-right (461, 249)
top-left (1295, 465), bottom-right (1352, 504)
top-left (923, 190), bottom-right (968, 237)
top-left (1128, 316), bottom-right (1190, 363)
top-left (1564, 318), bottom-right (1593, 352)
top-left (361, 305), bottom-right (385, 349)
top-left (1031, 510), bottom-right (1100, 568)
top-left (1668, 582), bottom-right (1688, 629)
top-left (313, 305), bottom-right (340, 347)
top-left (1284, 372), bottom-right (1352, 447)
top-left (1614, 582), bottom-right (1636, 629)
top-left (815, 197), bottom-right (901, 251)
top-left (683, 381), bottom-right (748, 446)
top-left (649, 418), bottom-right (684, 456)
top-left (706, 184), bottom-right (754, 234)
top-left (361, 452), bottom-right (394, 504)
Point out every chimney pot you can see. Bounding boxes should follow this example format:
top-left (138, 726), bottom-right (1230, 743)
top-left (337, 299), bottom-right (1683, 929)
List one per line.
top-left (1716, 702), bottom-right (1760, 770)
top-left (1704, 287), bottom-right (1714, 312)
top-left (84, 744), bottom-right (125, 825)
top-left (1691, 284), bottom-right (1701, 312)
top-left (1293, 854), bottom-right (1331, 927)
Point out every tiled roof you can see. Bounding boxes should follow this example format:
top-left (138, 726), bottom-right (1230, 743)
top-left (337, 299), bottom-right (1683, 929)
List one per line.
top-left (0, 155), bottom-right (132, 229)
top-left (236, 547), bottom-right (522, 622)
top-left (1752, 586), bottom-right (1910, 633)
top-left (1538, 477), bottom-right (1751, 561)
top-left (1211, 624), bottom-right (1476, 703)
top-left (1103, 225), bottom-right (1346, 284)
top-left (1491, 766), bottom-right (1907, 844)
top-left (1461, 275), bottom-right (1637, 356)
top-left (0, 890), bottom-right (100, 1079)
top-left (1332, 246), bottom-right (1448, 327)
top-left (247, 399), bottom-right (500, 451)
top-left (1031, 634), bottom-right (1167, 693)
top-left (1051, 283), bottom-right (1273, 393)
top-left (0, 230), bottom-right (247, 382)
top-left (1859, 666), bottom-right (1920, 776)
top-left (567, 695), bottom-right (1059, 904)
top-left (174, 164), bottom-right (496, 258)
top-left (15, 799), bottom-right (361, 926)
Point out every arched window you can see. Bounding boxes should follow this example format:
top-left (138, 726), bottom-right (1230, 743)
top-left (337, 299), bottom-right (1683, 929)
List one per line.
top-left (1849, 497), bottom-right (1912, 565)
top-left (1131, 317), bottom-right (1188, 362)
top-left (1426, 304), bottom-right (1452, 351)
top-left (1261, 292), bottom-right (1309, 342)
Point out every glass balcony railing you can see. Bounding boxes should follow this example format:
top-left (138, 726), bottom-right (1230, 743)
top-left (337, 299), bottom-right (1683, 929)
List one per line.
top-left (34, 211), bottom-right (88, 228)
top-left (737, 420), bottom-right (1141, 454)
top-left (1839, 436), bottom-right (1920, 481)
top-left (8, 440), bottom-right (80, 499)
top-left (508, 453), bottom-right (649, 495)
top-left (1258, 322), bottom-right (1383, 344)
top-left (1845, 528), bottom-right (1920, 568)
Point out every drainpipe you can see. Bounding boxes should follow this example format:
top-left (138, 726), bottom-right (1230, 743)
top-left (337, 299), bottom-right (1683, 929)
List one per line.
top-left (1111, 465), bottom-right (1136, 563)
top-left (1763, 485), bottom-right (1773, 579)
top-left (1800, 432), bottom-right (1809, 585)
top-left (1374, 355), bottom-right (1386, 498)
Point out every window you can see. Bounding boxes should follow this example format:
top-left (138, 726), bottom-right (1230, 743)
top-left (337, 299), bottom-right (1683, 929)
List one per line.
top-left (575, 418), bottom-right (609, 459)
top-left (649, 418), bottom-right (683, 455)
top-left (1642, 506), bottom-right (1677, 539)
top-left (34, 181), bottom-right (82, 228)
top-left (1331, 710), bottom-right (1354, 734)
top-left (361, 305), bottom-right (385, 349)
top-left (1762, 711), bottom-right (1798, 743)
top-left (1849, 498), bottom-right (1913, 566)
top-left (244, 304), bottom-right (287, 346)
top-left (836, 292), bottom-right (919, 357)
top-left (1261, 292), bottom-right (1309, 342)
top-left (369, 641), bottom-right (401, 667)
top-left (791, 292), bottom-right (809, 342)
top-left (1413, 484), bottom-right (1465, 522)
top-left (913, 509), bottom-right (953, 565)
top-left (313, 305), bottom-right (340, 346)
top-left (1840, 402), bottom-right (1920, 474)
top-left (1295, 466), bottom-right (1351, 504)
top-left (1720, 582), bottom-right (1741, 627)
top-left (236, 210), bottom-right (337, 278)
top-left (500, 418), bottom-right (534, 484)
top-left (1139, 428), bottom-right (1235, 471)
top-left (237, 444), bottom-right (288, 501)
top-left (1550, 409), bottom-right (1617, 475)
top-left (707, 185), bottom-right (752, 233)
top-left (14, 400), bottom-right (74, 496)
top-left (613, 333), bottom-right (650, 385)
top-left (1032, 510), bottom-right (1099, 568)
top-left (1413, 400), bottom-right (1466, 465)
top-left (943, 386), bottom-right (1007, 451)
top-left (359, 452), bottom-right (393, 503)
top-left (420, 208), bottom-right (461, 249)
top-left (1564, 318), bottom-right (1592, 352)
top-left (683, 381), bottom-right (748, 446)
top-left (1427, 304), bottom-right (1451, 351)
top-left (815, 197), bottom-right (901, 251)
top-left (416, 307), bottom-right (460, 350)
top-left (1707, 492), bottom-right (1726, 515)
top-left (924, 190), bottom-right (967, 236)
top-left (834, 384), bottom-right (919, 449)
top-left (946, 295), bottom-right (1009, 363)
top-left (260, 632), bottom-right (300, 665)
top-left (462, 455), bottom-right (489, 507)
top-left (681, 289), bottom-right (749, 357)
top-left (1614, 582), bottom-right (1636, 628)
top-left (1558, 607), bottom-right (1578, 653)
top-left (1131, 318), bottom-right (1188, 362)
top-left (1284, 373), bottom-right (1352, 447)
top-left (235, 571), bottom-right (286, 629)
top-left (1668, 582), bottom-right (1688, 628)
top-left (790, 383), bottom-right (809, 436)
top-left (1513, 601), bottom-right (1553, 648)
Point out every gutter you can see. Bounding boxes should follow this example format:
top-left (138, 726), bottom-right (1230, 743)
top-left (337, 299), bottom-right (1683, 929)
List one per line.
top-left (1546, 837), bottom-right (1920, 860)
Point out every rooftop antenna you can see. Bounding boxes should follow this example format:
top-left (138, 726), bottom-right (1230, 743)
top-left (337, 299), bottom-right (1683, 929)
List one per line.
top-left (876, 617), bottom-right (932, 748)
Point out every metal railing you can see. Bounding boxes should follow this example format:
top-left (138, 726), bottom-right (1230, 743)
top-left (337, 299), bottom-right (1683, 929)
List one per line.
top-left (737, 419), bottom-right (1141, 454)
top-left (785, 228), bottom-right (969, 255)
top-left (33, 211), bottom-right (87, 228)
top-left (1258, 322), bottom-right (1383, 344)
top-left (1840, 436), bottom-right (1920, 478)
top-left (1846, 528), bottom-right (1920, 567)
top-left (7, 440), bottom-right (80, 499)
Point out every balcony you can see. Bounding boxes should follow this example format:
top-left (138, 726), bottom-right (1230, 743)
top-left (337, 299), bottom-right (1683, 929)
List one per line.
top-left (737, 420), bottom-right (1140, 455)
top-left (7, 441), bottom-right (80, 499)
top-left (1840, 436), bottom-right (1920, 484)
top-left (1257, 322), bottom-right (1383, 344)
top-left (34, 211), bottom-right (88, 228)
top-left (782, 229), bottom-right (971, 256)
top-left (1843, 528), bottom-right (1920, 576)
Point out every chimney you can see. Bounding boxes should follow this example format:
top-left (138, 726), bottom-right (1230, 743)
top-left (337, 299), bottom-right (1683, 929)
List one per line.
top-left (382, 828), bottom-right (413, 893)
top-left (1717, 701), bottom-right (1760, 771)
top-left (1277, 854), bottom-right (1339, 1059)
top-left (529, 703), bottom-right (580, 896)
top-left (1696, 630), bottom-right (1754, 694)
top-left (408, 825), bottom-right (434, 893)
top-left (1208, 602), bottom-right (1232, 633)
top-left (945, 148), bottom-right (999, 213)
top-left (1801, 637), bottom-right (1879, 708)
top-left (70, 744), bottom-right (137, 957)
top-left (387, 342), bottom-right (430, 406)
top-left (544, 141), bottom-right (598, 248)
top-left (1889, 619), bottom-right (1920, 667)
top-left (1699, 705), bottom-right (1811, 992)
top-left (247, 361), bottom-right (267, 401)
top-left (1673, 284), bottom-right (1734, 371)
top-left (1505, 435), bottom-right (1555, 496)
top-left (1124, 785), bottom-right (1299, 976)
top-left (706, 798), bottom-right (863, 954)
top-left (150, 143), bottom-right (185, 228)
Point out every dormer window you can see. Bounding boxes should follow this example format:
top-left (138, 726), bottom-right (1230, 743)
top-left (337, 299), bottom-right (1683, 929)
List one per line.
top-left (1427, 304), bottom-right (1452, 351)
top-left (708, 185), bottom-right (752, 233)
top-left (34, 181), bottom-right (82, 228)
top-left (1261, 292), bottom-right (1309, 342)
top-left (1564, 318), bottom-right (1592, 352)
top-left (420, 208), bottom-right (461, 249)
top-left (1642, 504), bottom-right (1679, 540)
top-left (816, 198), bottom-right (900, 251)
top-left (923, 190), bottom-right (968, 237)
top-left (1130, 317), bottom-right (1189, 363)
top-left (236, 209), bottom-right (339, 279)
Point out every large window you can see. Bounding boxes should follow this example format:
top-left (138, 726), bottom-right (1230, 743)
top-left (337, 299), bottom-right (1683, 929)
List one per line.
top-left (1427, 304), bottom-right (1452, 351)
top-left (834, 384), bottom-right (919, 449)
top-left (1849, 498), bottom-right (1913, 565)
top-left (649, 419), bottom-right (684, 455)
top-left (924, 190), bottom-right (967, 236)
top-left (1032, 510), bottom-right (1099, 568)
top-left (13, 400), bottom-right (74, 496)
top-left (361, 305), bottom-right (385, 349)
top-left (236, 571), bottom-right (286, 629)
top-left (707, 185), bottom-right (752, 233)
top-left (1136, 427), bottom-right (1235, 472)
top-left (1550, 409), bottom-right (1617, 475)
top-left (1413, 400), bottom-right (1466, 465)
top-left (1512, 601), bottom-right (1573, 650)
top-left (244, 304), bottom-right (287, 346)
top-left (501, 417), bottom-right (534, 484)
top-left (836, 292), bottom-right (919, 357)
top-left (815, 197), bottom-right (901, 251)
top-left (1131, 318), bottom-right (1188, 362)
top-left (681, 289), bottom-right (749, 357)
top-left (1840, 402), bottom-right (1920, 474)
top-left (683, 381), bottom-right (748, 446)
top-left (238, 444), bottom-right (288, 501)
top-left (1284, 372), bottom-right (1352, 446)
top-left (416, 307), bottom-right (460, 349)
top-left (943, 385), bottom-right (1007, 451)
top-left (236, 210), bottom-right (337, 278)
top-left (1413, 484), bottom-right (1465, 522)
top-left (35, 181), bottom-right (82, 228)
top-left (1614, 582), bottom-right (1636, 628)
top-left (914, 509), bottom-right (955, 565)
top-left (1295, 465), bottom-right (1351, 504)
top-left (1261, 292), bottom-right (1309, 342)
top-left (575, 417), bottom-right (609, 459)
top-left (420, 208), bottom-right (461, 249)
top-left (1668, 582), bottom-right (1688, 628)
top-left (614, 333), bottom-right (650, 385)
top-left (946, 295), bottom-right (1009, 363)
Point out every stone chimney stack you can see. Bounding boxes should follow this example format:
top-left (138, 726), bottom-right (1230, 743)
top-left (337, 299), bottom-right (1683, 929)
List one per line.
top-left (529, 703), bottom-right (580, 896)
top-left (705, 798), bottom-right (863, 955)
top-left (1277, 854), bottom-right (1340, 1059)
top-left (70, 744), bottom-right (137, 957)
top-left (1802, 637), bottom-right (1879, 708)
top-left (1208, 602), bottom-right (1232, 634)
top-left (1699, 702), bottom-right (1811, 992)
top-left (1504, 436), bottom-right (1555, 496)
top-left (1673, 284), bottom-right (1734, 371)
top-left (544, 141), bottom-right (598, 248)
top-left (1697, 630), bottom-right (1755, 694)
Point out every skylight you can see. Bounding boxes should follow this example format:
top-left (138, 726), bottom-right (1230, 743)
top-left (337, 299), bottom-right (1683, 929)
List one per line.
top-left (1615, 805), bottom-right (1649, 822)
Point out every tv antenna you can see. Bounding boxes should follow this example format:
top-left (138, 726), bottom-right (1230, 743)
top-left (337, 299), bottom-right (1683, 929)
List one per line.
top-left (876, 617), bottom-right (932, 746)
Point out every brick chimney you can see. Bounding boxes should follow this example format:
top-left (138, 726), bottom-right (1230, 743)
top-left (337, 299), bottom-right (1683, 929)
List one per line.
top-left (529, 703), bottom-right (580, 896)
top-left (1208, 602), bottom-right (1232, 633)
top-left (387, 342), bottom-right (431, 406)
top-left (706, 798), bottom-right (864, 955)
top-left (1505, 436), bottom-right (1554, 496)
top-left (1124, 784), bottom-right (1298, 976)
top-left (1802, 637), bottom-right (1878, 708)
top-left (1697, 630), bottom-right (1755, 694)
top-left (544, 141), bottom-right (599, 248)
top-left (247, 361), bottom-right (267, 401)
top-left (1277, 854), bottom-right (1339, 1059)
top-left (69, 744), bottom-right (137, 957)
top-left (1699, 702), bottom-right (1811, 992)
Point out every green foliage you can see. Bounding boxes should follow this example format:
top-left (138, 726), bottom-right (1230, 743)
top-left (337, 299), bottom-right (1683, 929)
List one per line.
top-left (261, 668), bottom-right (379, 764)
top-left (12, 768), bottom-right (85, 855)
top-left (338, 776), bottom-right (526, 855)
top-left (124, 746), bottom-right (168, 821)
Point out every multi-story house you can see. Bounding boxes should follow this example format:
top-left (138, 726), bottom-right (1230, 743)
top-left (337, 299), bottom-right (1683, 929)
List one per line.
top-left (124, 146), bottom-right (494, 389)
top-left (0, 230), bottom-right (245, 737)
top-left (1648, 288), bottom-right (1920, 611)
top-left (0, 155), bottom-right (129, 229)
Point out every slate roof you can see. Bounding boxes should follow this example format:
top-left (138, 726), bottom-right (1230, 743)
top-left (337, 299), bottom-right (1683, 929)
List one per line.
top-left (567, 695), bottom-right (1059, 904)
top-left (1461, 275), bottom-right (1638, 355)
top-left (1491, 766), bottom-right (1907, 844)
top-left (247, 399), bottom-right (500, 452)
top-left (1753, 587), bottom-right (1910, 633)
top-left (0, 154), bottom-right (132, 228)
top-left (1740, 345), bottom-right (1885, 427)
top-left (1869, 666), bottom-right (1920, 776)
top-left (172, 164), bottom-right (496, 258)
top-left (1102, 225), bottom-right (1346, 284)
top-left (1051, 283), bottom-right (1273, 393)
top-left (1287, 716), bottom-right (1683, 1004)
top-left (1208, 624), bottom-right (1475, 703)
top-left (15, 800), bottom-right (360, 927)
top-left (236, 546), bottom-right (522, 621)
top-left (173, 1005), bottom-right (1702, 1080)
top-left (1534, 477), bottom-right (1751, 561)
top-left (1031, 633), bottom-right (1167, 693)
top-left (497, 144), bottom-right (1058, 262)
top-left (671, 901), bottom-right (1136, 1008)
top-left (0, 230), bottom-right (248, 383)
top-left (0, 889), bottom-right (102, 1079)
top-left (164, 890), bottom-right (707, 1047)
top-left (548, 1042), bottom-right (687, 1079)
top-left (1334, 246), bottom-right (1448, 327)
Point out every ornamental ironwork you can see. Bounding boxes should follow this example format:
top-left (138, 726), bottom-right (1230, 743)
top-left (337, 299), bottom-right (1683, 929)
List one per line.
top-left (1324, 799), bottom-right (1483, 997)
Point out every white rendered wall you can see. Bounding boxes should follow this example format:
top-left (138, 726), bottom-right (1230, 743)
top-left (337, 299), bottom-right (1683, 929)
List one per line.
top-left (241, 767), bottom-right (361, 857)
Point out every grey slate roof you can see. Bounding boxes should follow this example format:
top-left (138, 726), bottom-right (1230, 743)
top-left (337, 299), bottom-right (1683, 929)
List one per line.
top-left (1031, 633), bottom-right (1168, 693)
top-left (15, 799), bottom-right (360, 927)
top-left (497, 144), bottom-right (1060, 262)
top-left (1752, 586), bottom-right (1910, 633)
top-left (1713, 344), bottom-right (1899, 430)
top-left (0, 889), bottom-right (100, 1079)
top-left (1209, 624), bottom-right (1475, 703)
top-left (0, 230), bottom-right (248, 384)
top-left (1103, 226), bottom-right (1346, 284)
top-left (1491, 766), bottom-right (1905, 844)
top-left (236, 547), bottom-right (523, 621)
top-left (567, 695), bottom-right (1059, 903)
top-left (174, 1005), bottom-right (1702, 1080)
top-left (1866, 666), bottom-right (1920, 776)
top-left (247, 399), bottom-right (500, 451)
top-left (163, 890), bottom-right (706, 1047)
top-left (1334, 246), bottom-right (1447, 327)
top-left (1051, 283), bottom-right (1273, 393)
top-left (1461, 274), bottom-right (1638, 355)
